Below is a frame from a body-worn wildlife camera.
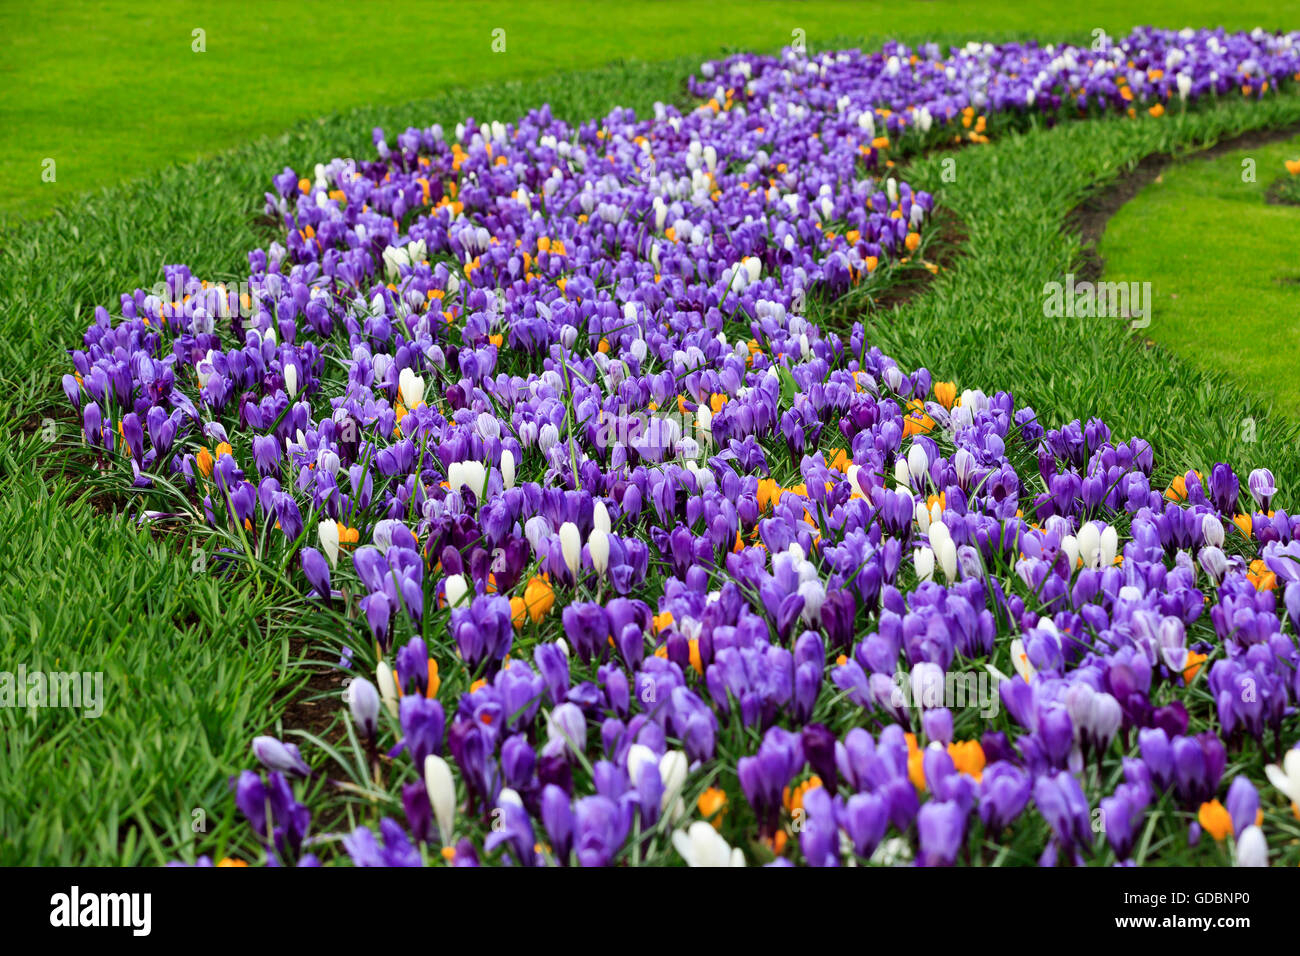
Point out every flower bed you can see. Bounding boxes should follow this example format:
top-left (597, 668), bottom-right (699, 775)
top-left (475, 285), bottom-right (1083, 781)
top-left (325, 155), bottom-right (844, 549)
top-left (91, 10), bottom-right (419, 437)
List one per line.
top-left (65, 27), bottom-right (1300, 866)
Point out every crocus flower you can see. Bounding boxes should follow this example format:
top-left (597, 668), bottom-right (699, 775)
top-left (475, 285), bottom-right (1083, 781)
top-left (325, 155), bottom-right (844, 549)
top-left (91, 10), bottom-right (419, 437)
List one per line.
top-left (1225, 776), bottom-right (1260, 838)
top-left (348, 677), bottom-right (380, 739)
top-left (1264, 748), bottom-right (1300, 808)
top-left (252, 736), bottom-right (310, 778)
top-left (424, 754), bottom-right (456, 844)
top-left (979, 762), bottom-right (1032, 832)
top-left (540, 784), bottom-right (575, 863)
top-left (300, 547), bottom-right (331, 600)
top-left (400, 696), bottom-right (445, 768)
top-left (544, 702), bottom-right (587, 760)
top-left (318, 520), bottom-right (340, 568)
top-left (344, 817), bottom-right (422, 867)
top-left (1248, 468), bottom-right (1276, 512)
top-left (672, 821), bottom-right (745, 867)
top-left (917, 800), bottom-right (966, 866)
top-left (402, 781), bottom-right (433, 845)
top-left (484, 798), bottom-right (538, 867)
top-left (1234, 825), bottom-right (1268, 867)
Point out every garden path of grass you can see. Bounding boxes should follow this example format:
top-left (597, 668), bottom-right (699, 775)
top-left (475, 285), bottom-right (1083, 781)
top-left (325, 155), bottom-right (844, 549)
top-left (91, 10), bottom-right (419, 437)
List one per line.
top-left (1098, 134), bottom-right (1300, 421)
top-left (6, 31), bottom-right (1300, 863)
top-left (6, 0), bottom-right (1300, 221)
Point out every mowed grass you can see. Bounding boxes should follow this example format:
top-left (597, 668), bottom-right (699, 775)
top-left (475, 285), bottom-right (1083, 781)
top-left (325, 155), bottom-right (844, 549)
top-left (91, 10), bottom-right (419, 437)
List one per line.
top-left (4, 13), bottom-right (1300, 863)
top-left (1099, 133), bottom-right (1300, 421)
top-left (0, 433), bottom-right (299, 864)
top-left (5, 0), bottom-right (1300, 220)
top-left (876, 99), bottom-right (1300, 498)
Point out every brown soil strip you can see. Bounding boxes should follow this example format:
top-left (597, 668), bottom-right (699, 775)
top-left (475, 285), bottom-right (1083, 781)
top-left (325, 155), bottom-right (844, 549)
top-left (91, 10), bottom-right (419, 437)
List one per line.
top-left (278, 633), bottom-right (348, 745)
top-left (820, 204), bottom-right (969, 329)
top-left (876, 205), bottom-right (969, 311)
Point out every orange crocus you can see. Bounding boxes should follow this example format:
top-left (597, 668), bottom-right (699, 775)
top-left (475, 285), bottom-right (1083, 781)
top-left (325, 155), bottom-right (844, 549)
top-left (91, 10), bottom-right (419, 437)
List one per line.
top-left (698, 787), bottom-right (728, 829)
top-left (1183, 651), bottom-right (1208, 684)
top-left (1197, 800), bottom-right (1233, 842)
top-left (948, 740), bottom-right (986, 782)
top-left (512, 575), bottom-right (556, 627)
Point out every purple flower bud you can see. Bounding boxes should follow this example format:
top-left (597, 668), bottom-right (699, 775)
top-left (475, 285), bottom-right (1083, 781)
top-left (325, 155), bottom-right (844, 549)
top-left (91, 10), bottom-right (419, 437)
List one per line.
top-left (1225, 775), bottom-right (1259, 838)
top-left (917, 799), bottom-right (966, 866)
top-left (399, 695), bottom-right (445, 767)
top-left (349, 677), bottom-right (380, 738)
top-left (252, 735), bottom-right (310, 777)
top-left (300, 547), bottom-right (331, 600)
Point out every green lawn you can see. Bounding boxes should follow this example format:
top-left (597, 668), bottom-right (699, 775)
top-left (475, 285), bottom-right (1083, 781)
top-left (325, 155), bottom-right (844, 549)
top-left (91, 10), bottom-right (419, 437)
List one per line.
top-left (1100, 134), bottom-right (1300, 421)
top-left (873, 102), bottom-right (1300, 493)
top-left (0, 443), bottom-right (305, 864)
top-left (5, 5), bottom-right (1300, 864)
top-left (5, 0), bottom-right (1300, 221)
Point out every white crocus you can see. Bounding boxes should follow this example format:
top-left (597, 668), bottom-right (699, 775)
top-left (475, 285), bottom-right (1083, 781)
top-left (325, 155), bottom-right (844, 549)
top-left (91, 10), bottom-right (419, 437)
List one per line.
top-left (695, 403), bottom-right (712, 439)
top-left (1234, 825), bottom-right (1268, 867)
top-left (913, 546), bottom-right (935, 583)
top-left (936, 539), bottom-right (958, 582)
top-left (559, 521), bottom-right (582, 579)
top-left (444, 573), bottom-right (469, 609)
top-left (500, 449), bottom-right (516, 490)
top-left (448, 461), bottom-right (487, 498)
top-left (593, 499), bottom-right (611, 535)
top-left (659, 749), bottom-right (688, 821)
top-left (626, 744), bottom-right (658, 788)
top-left (928, 520), bottom-right (951, 555)
top-left (1010, 637), bottom-right (1036, 682)
top-left (424, 755), bottom-right (456, 842)
top-left (673, 821), bottom-right (746, 867)
top-left (907, 442), bottom-right (929, 484)
top-left (797, 578), bottom-right (827, 623)
top-left (914, 500), bottom-right (931, 534)
top-left (1099, 524), bottom-right (1118, 567)
top-left (894, 457), bottom-right (911, 488)
top-left (1060, 534), bottom-right (1080, 572)
top-left (382, 244), bottom-right (410, 280)
top-left (1077, 522), bottom-right (1100, 569)
top-left (398, 367), bottom-right (425, 408)
top-left (1264, 748), bottom-right (1300, 807)
top-left (318, 520), bottom-right (340, 568)
top-left (284, 364), bottom-right (298, 399)
top-left (376, 661), bottom-right (399, 717)
top-left (1202, 513), bottom-right (1225, 548)
top-left (589, 528), bottom-right (610, 575)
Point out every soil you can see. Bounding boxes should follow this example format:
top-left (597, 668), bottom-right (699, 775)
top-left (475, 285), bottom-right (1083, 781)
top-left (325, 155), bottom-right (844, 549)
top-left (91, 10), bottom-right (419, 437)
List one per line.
top-left (278, 633), bottom-right (348, 744)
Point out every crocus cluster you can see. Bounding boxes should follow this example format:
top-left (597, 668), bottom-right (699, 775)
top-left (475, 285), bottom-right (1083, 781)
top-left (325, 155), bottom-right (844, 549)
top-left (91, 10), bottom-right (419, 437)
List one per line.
top-left (694, 26), bottom-right (1300, 147)
top-left (70, 27), bottom-right (1300, 866)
